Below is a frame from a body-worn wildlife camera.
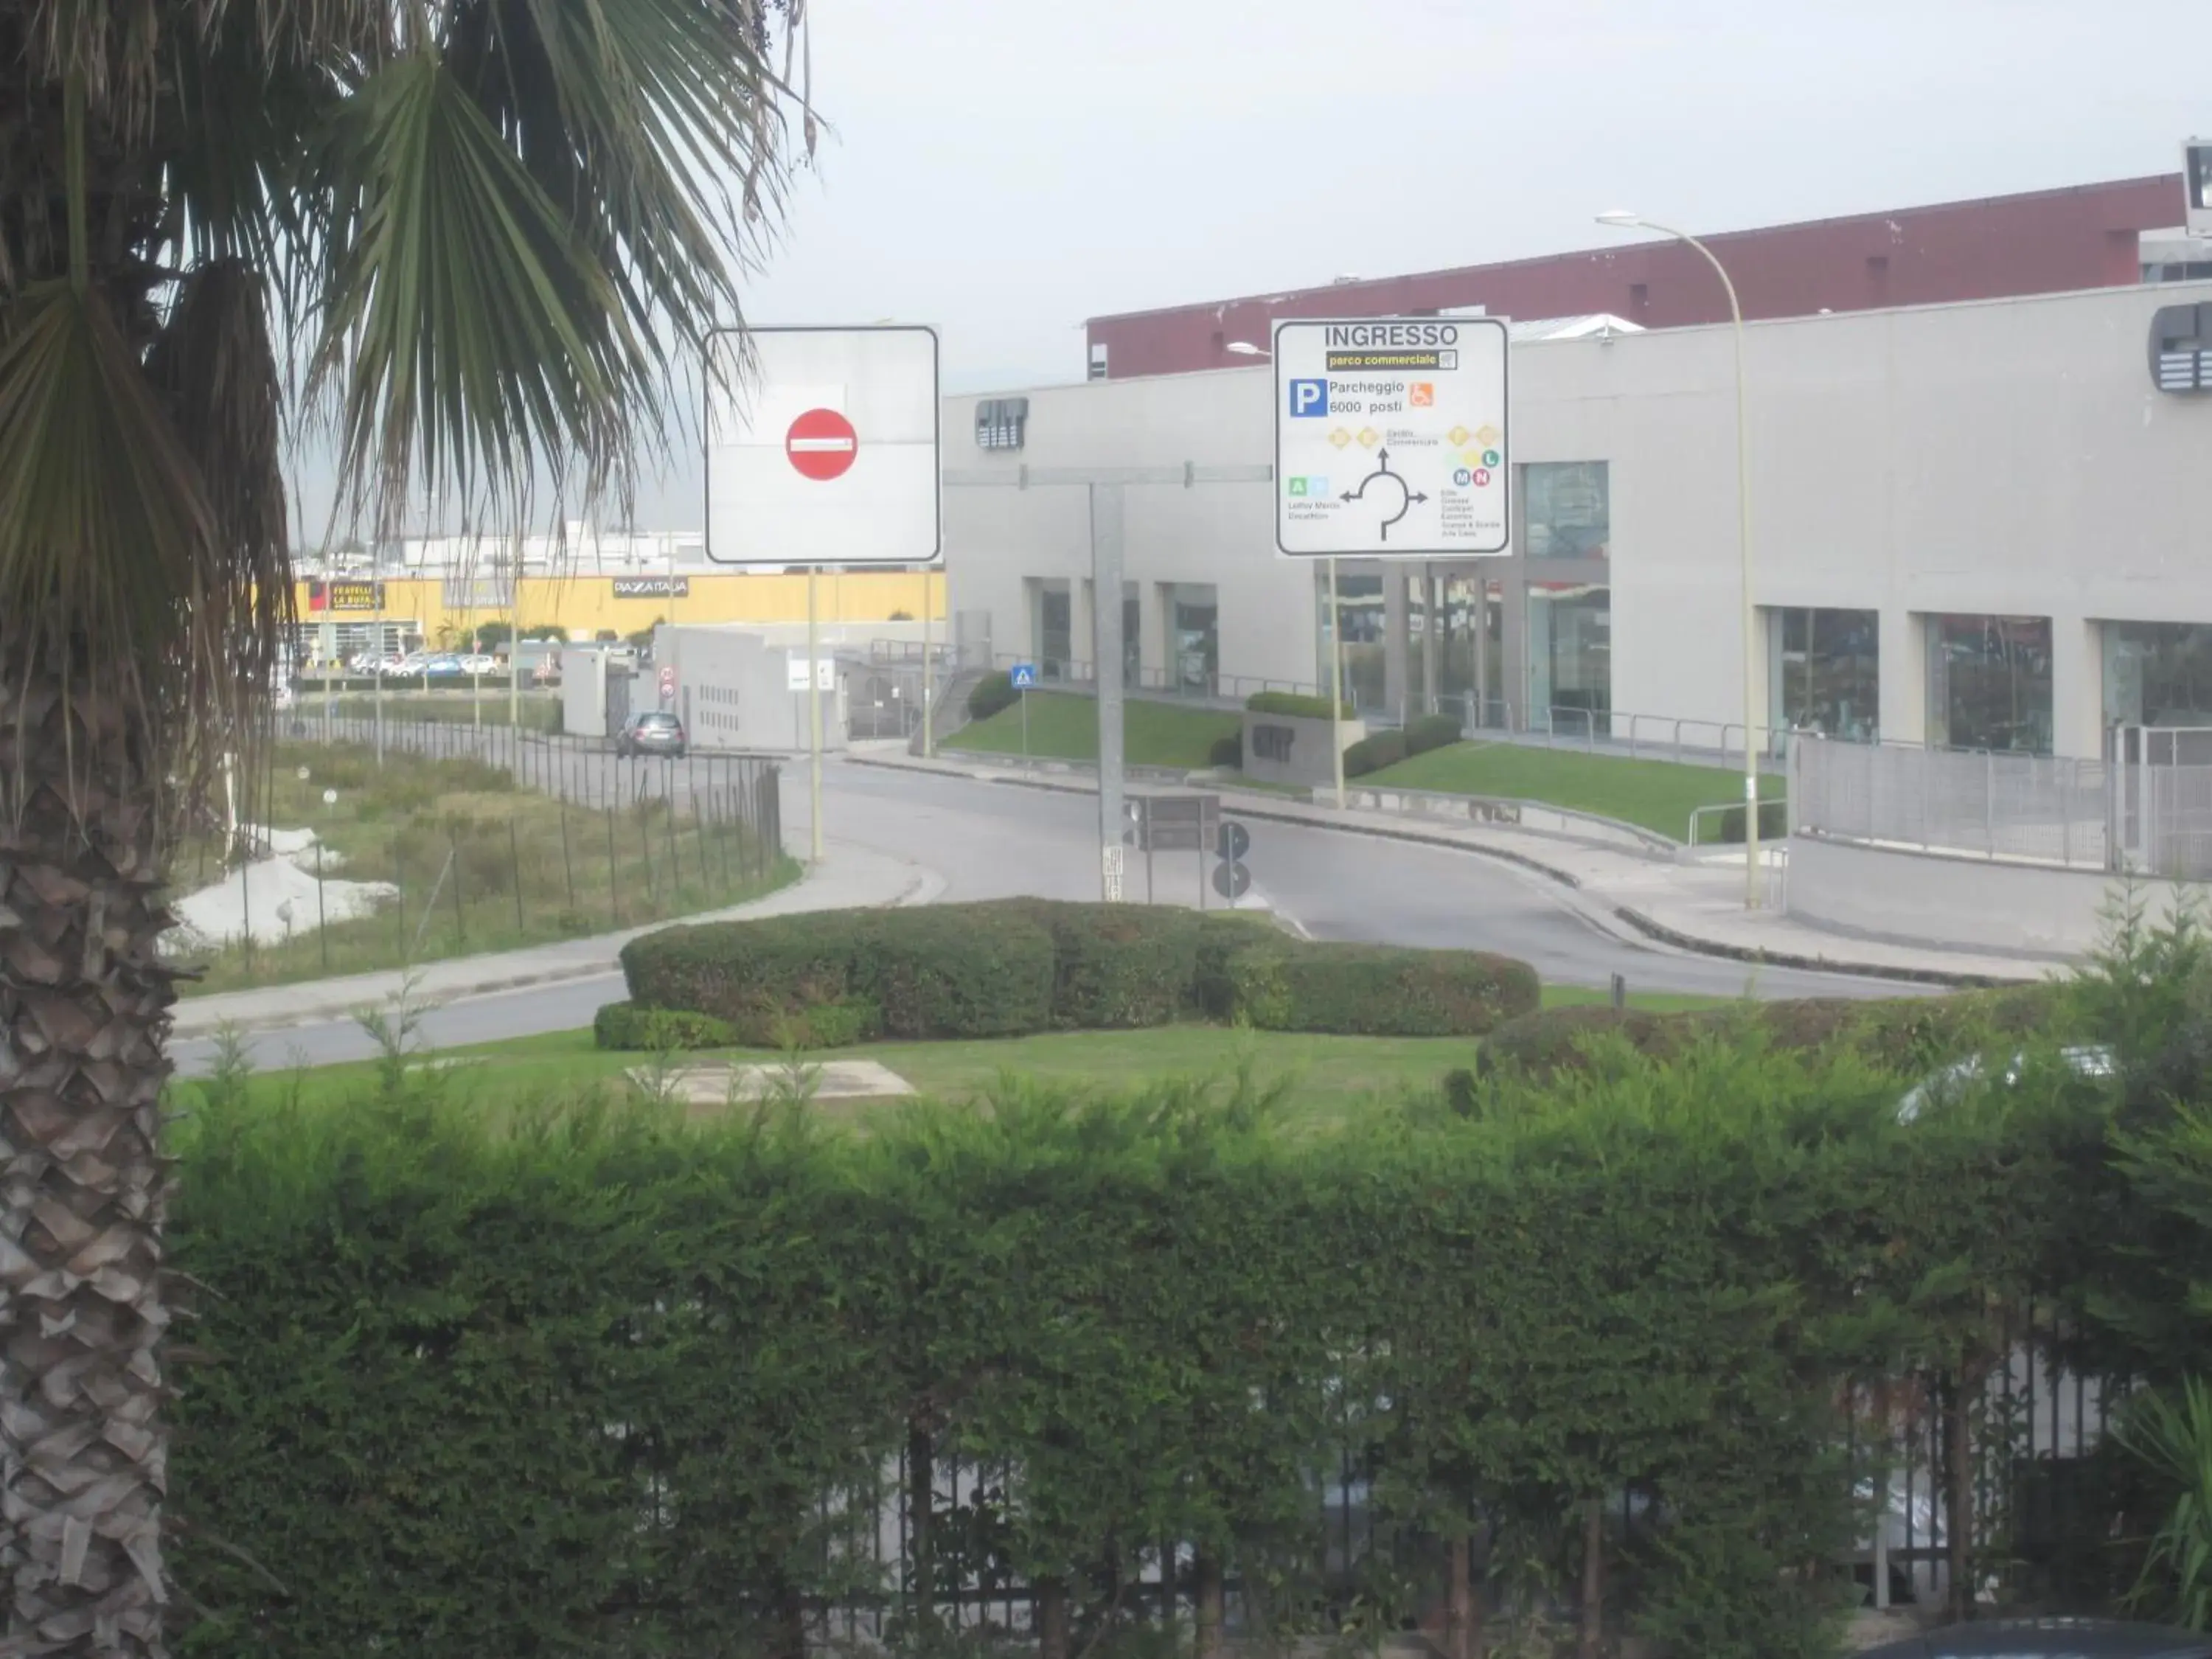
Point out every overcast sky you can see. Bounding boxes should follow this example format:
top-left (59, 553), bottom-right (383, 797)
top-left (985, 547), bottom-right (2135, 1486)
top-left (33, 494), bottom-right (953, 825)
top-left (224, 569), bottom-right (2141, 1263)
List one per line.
top-left (294, 0), bottom-right (2205, 536)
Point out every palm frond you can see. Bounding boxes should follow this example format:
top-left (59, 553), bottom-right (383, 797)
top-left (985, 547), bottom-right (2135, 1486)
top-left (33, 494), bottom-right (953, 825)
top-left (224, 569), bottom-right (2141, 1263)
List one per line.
top-left (144, 257), bottom-right (291, 711)
top-left (0, 279), bottom-right (220, 779)
top-left (309, 48), bottom-right (655, 534)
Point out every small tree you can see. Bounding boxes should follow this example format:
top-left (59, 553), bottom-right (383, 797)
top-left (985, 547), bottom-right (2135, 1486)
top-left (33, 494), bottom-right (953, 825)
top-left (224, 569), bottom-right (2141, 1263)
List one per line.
top-left (475, 621), bottom-right (515, 652)
top-left (626, 616), bottom-right (664, 652)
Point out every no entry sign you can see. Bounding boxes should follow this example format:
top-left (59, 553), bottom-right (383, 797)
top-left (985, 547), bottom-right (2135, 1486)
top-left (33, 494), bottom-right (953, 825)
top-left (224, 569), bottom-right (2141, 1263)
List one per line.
top-left (703, 326), bottom-right (941, 569)
top-left (785, 408), bottom-right (858, 481)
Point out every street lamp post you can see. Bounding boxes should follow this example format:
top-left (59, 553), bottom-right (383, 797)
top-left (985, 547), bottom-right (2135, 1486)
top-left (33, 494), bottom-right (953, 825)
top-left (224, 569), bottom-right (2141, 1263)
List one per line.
top-left (1597, 211), bottom-right (1761, 909)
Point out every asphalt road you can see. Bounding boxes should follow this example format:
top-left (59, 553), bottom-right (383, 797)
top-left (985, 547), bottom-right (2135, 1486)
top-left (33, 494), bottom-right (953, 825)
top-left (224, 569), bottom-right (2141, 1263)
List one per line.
top-left (170, 737), bottom-right (1919, 1078)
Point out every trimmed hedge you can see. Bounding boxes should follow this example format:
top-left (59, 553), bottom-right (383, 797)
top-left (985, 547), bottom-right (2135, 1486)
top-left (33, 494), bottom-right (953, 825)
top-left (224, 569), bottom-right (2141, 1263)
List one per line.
top-left (967, 669), bottom-right (1020, 720)
top-left (593, 1001), bottom-right (741, 1051)
top-left (1207, 731), bottom-right (1242, 768)
top-left (1343, 729), bottom-right (1408, 778)
top-left (1245, 689), bottom-right (1351, 720)
top-left (1479, 983), bottom-right (2065, 1082)
top-left (1403, 712), bottom-right (1463, 756)
top-left (1226, 941), bottom-right (1540, 1035)
top-left (175, 1029), bottom-right (2104, 1659)
top-left (1008, 900), bottom-right (1206, 1029)
top-left (617, 901), bottom-right (1539, 1045)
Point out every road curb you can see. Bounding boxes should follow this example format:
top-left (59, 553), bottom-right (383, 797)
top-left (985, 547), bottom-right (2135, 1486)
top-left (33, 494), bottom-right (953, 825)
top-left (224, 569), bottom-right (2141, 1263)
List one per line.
top-left (844, 754), bottom-right (2031, 988)
top-left (1603, 907), bottom-right (2032, 990)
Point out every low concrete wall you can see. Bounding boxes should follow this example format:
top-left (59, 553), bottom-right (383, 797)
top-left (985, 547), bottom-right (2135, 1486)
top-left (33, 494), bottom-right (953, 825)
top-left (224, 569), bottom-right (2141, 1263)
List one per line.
top-left (1338, 785), bottom-right (1676, 859)
top-left (1788, 834), bottom-right (2181, 958)
top-left (1243, 712), bottom-right (1363, 788)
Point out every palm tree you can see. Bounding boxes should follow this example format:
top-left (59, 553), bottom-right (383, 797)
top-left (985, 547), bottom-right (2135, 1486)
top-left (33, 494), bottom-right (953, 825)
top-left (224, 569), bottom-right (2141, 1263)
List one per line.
top-left (0, 2), bottom-right (810, 1649)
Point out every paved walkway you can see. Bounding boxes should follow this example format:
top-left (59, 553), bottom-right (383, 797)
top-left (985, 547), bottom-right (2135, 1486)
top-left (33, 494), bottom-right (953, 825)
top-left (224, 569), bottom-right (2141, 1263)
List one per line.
top-left (851, 748), bottom-right (2070, 987)
top-left (170, 842), bottom-right (939, 1040)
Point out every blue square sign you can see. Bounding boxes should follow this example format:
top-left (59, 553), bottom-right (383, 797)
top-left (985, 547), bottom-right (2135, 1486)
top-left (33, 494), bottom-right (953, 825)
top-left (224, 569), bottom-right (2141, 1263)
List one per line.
top-left (1009, 662), bottom-right (1040, 689)
top-left (1288, 378), bottom-right (1329, 418)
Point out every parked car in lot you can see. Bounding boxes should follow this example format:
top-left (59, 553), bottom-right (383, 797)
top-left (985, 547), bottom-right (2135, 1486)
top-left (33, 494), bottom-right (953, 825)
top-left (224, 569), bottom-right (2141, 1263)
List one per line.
top-left (615, 710), bottom-right (686, 759)
top-left (422, 654), bottom-right (463, 676)
top-left (1860, 1618), bottom-right (2212, 1656)
top-left (459, 653), bottom-right (498, 675)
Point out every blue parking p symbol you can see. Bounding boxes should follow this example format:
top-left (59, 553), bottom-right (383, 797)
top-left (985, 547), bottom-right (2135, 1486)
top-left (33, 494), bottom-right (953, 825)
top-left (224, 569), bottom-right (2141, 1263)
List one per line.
top-left (1288, 379), bottom-right (1329, 418)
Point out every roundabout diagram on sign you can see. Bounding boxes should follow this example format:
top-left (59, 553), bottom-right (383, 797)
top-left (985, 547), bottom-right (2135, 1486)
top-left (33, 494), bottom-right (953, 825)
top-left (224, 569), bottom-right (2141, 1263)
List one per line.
top-left (1339, 448), bottom-right (1428, 543)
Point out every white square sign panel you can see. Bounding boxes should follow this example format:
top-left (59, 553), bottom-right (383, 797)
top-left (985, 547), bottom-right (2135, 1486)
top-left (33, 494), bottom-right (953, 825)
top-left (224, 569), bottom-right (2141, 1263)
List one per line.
top-left (705, 325), bottom-right (942, 568)
top-left (1272, 317), bottom-right (1509, 558)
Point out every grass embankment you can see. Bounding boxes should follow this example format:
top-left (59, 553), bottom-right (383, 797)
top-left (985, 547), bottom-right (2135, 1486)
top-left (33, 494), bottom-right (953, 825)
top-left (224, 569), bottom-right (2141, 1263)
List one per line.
top-left (167, 742), bottom-right (793, 995)
top-left (198, 984), bottom-right (1727, 1129)
top-left (947, 690), bottom-right (1237, 769)
top-left (1359, 740), bottom-right (1784, 840)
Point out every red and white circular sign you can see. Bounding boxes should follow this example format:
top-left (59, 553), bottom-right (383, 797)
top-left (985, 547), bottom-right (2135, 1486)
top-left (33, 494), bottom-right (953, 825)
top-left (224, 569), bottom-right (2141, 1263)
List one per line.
top-left (785, 408), bottom-right (858, 481)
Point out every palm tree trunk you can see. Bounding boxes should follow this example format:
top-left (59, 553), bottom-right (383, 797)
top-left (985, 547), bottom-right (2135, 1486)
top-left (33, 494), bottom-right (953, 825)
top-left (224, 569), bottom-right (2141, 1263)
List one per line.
top-left (0, 641), bottom-right (175, 1655)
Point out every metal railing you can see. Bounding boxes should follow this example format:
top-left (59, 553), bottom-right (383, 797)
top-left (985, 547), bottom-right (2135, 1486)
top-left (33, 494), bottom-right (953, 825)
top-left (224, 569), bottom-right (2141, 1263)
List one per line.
top-left (1792, 735), bottom-right (2118, 872)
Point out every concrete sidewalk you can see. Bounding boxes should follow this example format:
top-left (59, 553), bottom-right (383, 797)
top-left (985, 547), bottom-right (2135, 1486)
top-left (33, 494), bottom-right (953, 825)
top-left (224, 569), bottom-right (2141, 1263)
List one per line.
top-left (170, 842), bottom-right (941, 1039)
top-left (850, 749), bottom-right (2070, 987)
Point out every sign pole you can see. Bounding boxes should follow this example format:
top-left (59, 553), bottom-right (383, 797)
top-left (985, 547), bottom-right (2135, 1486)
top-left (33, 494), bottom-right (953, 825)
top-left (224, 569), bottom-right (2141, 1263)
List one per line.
top-left (1327, 556), bottom-right (1346, 809)
top-left (922, 573), bottom-right (936, 757)
top-left (807, 563), bottom-right (824, 861)
top-left (374, 582), bottom-right (386, 767)
top-left (1020, 685), bottom-right (1029, 760)
top-left (509, 530), bottom-right (523, 737)
top-left (1092, 483), bottom-right (1127, 901)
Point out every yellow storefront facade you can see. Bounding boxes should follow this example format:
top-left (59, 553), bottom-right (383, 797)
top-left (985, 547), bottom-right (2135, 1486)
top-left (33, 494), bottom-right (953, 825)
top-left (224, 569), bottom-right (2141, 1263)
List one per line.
top-left (296, 568), bottom-right (943, 655)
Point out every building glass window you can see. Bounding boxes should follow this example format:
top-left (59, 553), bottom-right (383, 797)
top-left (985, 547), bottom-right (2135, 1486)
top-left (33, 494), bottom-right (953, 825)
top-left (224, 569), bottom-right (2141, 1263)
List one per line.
top-left (1523, 462), bottom-right (1610, 560)
top-left (1527, 583), bottom-right (1611, 734)
top-left (1770, 607), bottom-right (1879, 742)
top-left (1316, 572), bottom-right (1385, 712)
top-left (1033, 580), bottom-right (1073, 681)
top-left (1410, 572), bottom-right (1503, 728)
top-left (2104, 622), bottom-right (2212, 730)
top-left (1167, 582), bottom-right (1218, 697)
top-left (1927, 614), bottom-right (2052, 754)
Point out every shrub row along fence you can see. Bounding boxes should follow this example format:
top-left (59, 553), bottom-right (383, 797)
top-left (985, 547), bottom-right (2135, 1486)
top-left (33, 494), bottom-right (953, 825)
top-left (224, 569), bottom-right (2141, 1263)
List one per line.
top-left (170, 724), bottom-right (785, 992)
top-left (170, 970), bottom-right (2180, 1659)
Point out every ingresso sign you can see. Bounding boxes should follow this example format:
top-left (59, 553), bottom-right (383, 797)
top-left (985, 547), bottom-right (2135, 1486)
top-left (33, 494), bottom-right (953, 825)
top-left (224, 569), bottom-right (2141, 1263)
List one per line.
top-left (1271, 316), bottom-right (1509, 559)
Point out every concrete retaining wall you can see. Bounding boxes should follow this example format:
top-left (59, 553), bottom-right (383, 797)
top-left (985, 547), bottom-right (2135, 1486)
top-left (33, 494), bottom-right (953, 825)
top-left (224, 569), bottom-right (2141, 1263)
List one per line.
top-left (1788, 834), bottom-right (2180, 959)
top-left (1243, 712), bottom-right (1363, 788)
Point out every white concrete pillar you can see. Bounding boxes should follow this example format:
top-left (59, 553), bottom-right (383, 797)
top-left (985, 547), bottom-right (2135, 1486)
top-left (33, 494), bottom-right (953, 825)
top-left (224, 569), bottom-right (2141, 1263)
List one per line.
top-left (1880, 609), bottom-right (1927, 746)
top-left (1382, 569), bottom-right (1411, 721)
top-left (2051, 615), bottom-right (2102, 759)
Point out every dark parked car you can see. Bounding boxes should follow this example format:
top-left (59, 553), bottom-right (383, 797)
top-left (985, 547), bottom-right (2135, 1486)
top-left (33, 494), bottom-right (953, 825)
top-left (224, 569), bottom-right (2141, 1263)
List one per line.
top-left (616, 710), bottom-right (686, 759)
top-left (1861, 1619), bottom-right (2212, 1658)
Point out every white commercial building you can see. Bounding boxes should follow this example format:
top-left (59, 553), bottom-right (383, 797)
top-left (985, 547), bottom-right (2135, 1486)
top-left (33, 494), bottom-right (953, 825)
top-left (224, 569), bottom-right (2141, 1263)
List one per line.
top-left (939, 279), bottom-right (2212, 763)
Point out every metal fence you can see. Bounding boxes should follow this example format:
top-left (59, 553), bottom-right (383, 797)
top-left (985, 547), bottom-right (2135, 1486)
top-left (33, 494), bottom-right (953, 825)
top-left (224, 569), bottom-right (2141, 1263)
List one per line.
top-left (177, 714), bottom-right (784, 983)
top-left (1792, 731), bottom-right (2212, 879)
top-left (1791, 737), bottom-right (2112, 869)
top-left (782, 1332), bottom-right (2125, 1646)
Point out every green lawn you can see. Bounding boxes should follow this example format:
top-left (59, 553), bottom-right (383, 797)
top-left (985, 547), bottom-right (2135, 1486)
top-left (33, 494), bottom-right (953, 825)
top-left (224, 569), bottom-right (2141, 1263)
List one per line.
top-left (1359, 740), bottom-right (1784, 841)
top-left (947, 691), bottom-right (1237, 770)
top-left (192, 984), bottom-right (1731, 1129)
